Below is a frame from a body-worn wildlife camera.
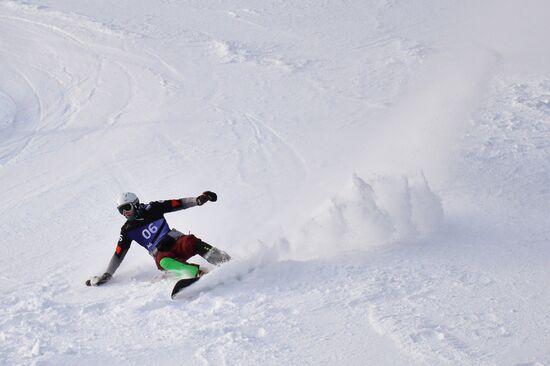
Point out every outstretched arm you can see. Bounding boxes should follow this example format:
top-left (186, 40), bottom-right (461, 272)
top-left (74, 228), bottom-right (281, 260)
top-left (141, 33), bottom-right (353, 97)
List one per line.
top-left (166, 197), bottom-right (198, 211)
top-left (105, 242), bottom-right (130, 276)
top-left (156, 191), bottom-right (218, 213)
top-left (86, 234), bottom-right (131, 286)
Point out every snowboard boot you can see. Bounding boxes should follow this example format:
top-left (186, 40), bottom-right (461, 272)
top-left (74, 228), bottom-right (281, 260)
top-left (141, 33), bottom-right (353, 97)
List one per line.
top-left (196, 241), bottom-right (231, 265)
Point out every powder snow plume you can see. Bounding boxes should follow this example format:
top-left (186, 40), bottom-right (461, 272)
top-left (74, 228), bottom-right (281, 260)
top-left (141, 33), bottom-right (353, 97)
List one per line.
top-left (284, 173), bottom-right (443, 261)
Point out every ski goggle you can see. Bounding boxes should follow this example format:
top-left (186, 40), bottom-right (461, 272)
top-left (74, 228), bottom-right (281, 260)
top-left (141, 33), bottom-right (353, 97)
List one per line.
top-left (117, 203), bottom-right (133, 214)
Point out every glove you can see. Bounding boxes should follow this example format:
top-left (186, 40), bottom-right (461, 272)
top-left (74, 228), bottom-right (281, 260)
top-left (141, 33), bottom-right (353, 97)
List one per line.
top-left (85, 272), bottom-right (112, 286)
top-left (203, 246), bottom-right (231, 265)
top-left (196, 191), bottom-right (217, 206)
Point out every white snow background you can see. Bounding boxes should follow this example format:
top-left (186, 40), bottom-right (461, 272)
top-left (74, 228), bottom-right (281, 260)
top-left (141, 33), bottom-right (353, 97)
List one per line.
top-left (1, 0), bottom-right (549, 365)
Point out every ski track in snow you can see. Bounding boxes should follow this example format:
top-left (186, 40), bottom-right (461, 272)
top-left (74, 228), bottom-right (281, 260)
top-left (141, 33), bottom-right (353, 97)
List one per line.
top-left (1, 0), bottom-right (550, 365)
top-left (0, 2), bottom-right (184, 167)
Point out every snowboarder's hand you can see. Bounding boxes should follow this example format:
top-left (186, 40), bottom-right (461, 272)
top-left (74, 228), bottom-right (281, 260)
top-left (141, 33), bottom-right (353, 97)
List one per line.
top-left (196, 191), bottom-right (217, 206)
top-left (85, 272), bottom-right (112, 286)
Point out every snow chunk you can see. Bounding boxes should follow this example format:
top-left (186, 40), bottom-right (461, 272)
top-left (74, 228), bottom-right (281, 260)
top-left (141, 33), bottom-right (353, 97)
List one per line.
top-left (209, 39), bottom-right (303, 71)
top-left (31, 340), bottom-right (41, 357)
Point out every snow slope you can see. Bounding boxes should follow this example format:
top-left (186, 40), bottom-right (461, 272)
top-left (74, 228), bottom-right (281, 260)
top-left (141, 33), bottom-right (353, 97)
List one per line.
top-left (1, 0), bottom-right (549, 365)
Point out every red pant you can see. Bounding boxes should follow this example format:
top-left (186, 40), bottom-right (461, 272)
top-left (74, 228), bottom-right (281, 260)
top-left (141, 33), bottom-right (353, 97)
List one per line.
top-left (154, 234), bottom-right (201, 270)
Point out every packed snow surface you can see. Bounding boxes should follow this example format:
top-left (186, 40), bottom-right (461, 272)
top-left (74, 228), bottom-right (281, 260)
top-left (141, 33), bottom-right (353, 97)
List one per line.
top-left (1, 0), bottom-right (549, 365)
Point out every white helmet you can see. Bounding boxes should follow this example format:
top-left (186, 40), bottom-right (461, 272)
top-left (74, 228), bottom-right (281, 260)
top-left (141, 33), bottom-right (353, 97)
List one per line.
top-left (116, 192), bottom-right (140, 217)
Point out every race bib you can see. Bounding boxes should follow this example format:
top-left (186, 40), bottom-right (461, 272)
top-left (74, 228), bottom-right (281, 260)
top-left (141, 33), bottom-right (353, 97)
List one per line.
top-left (127, 218), bottom-right (170, 253)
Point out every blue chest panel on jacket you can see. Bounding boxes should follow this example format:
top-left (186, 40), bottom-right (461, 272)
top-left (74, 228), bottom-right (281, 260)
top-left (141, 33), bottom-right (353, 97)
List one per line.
top-left (127, 217), bottom-right (170, 253)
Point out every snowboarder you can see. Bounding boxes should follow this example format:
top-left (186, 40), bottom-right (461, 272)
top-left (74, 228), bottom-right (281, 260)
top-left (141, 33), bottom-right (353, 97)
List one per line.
top-left (86, 191), bottom-right (231, 286)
